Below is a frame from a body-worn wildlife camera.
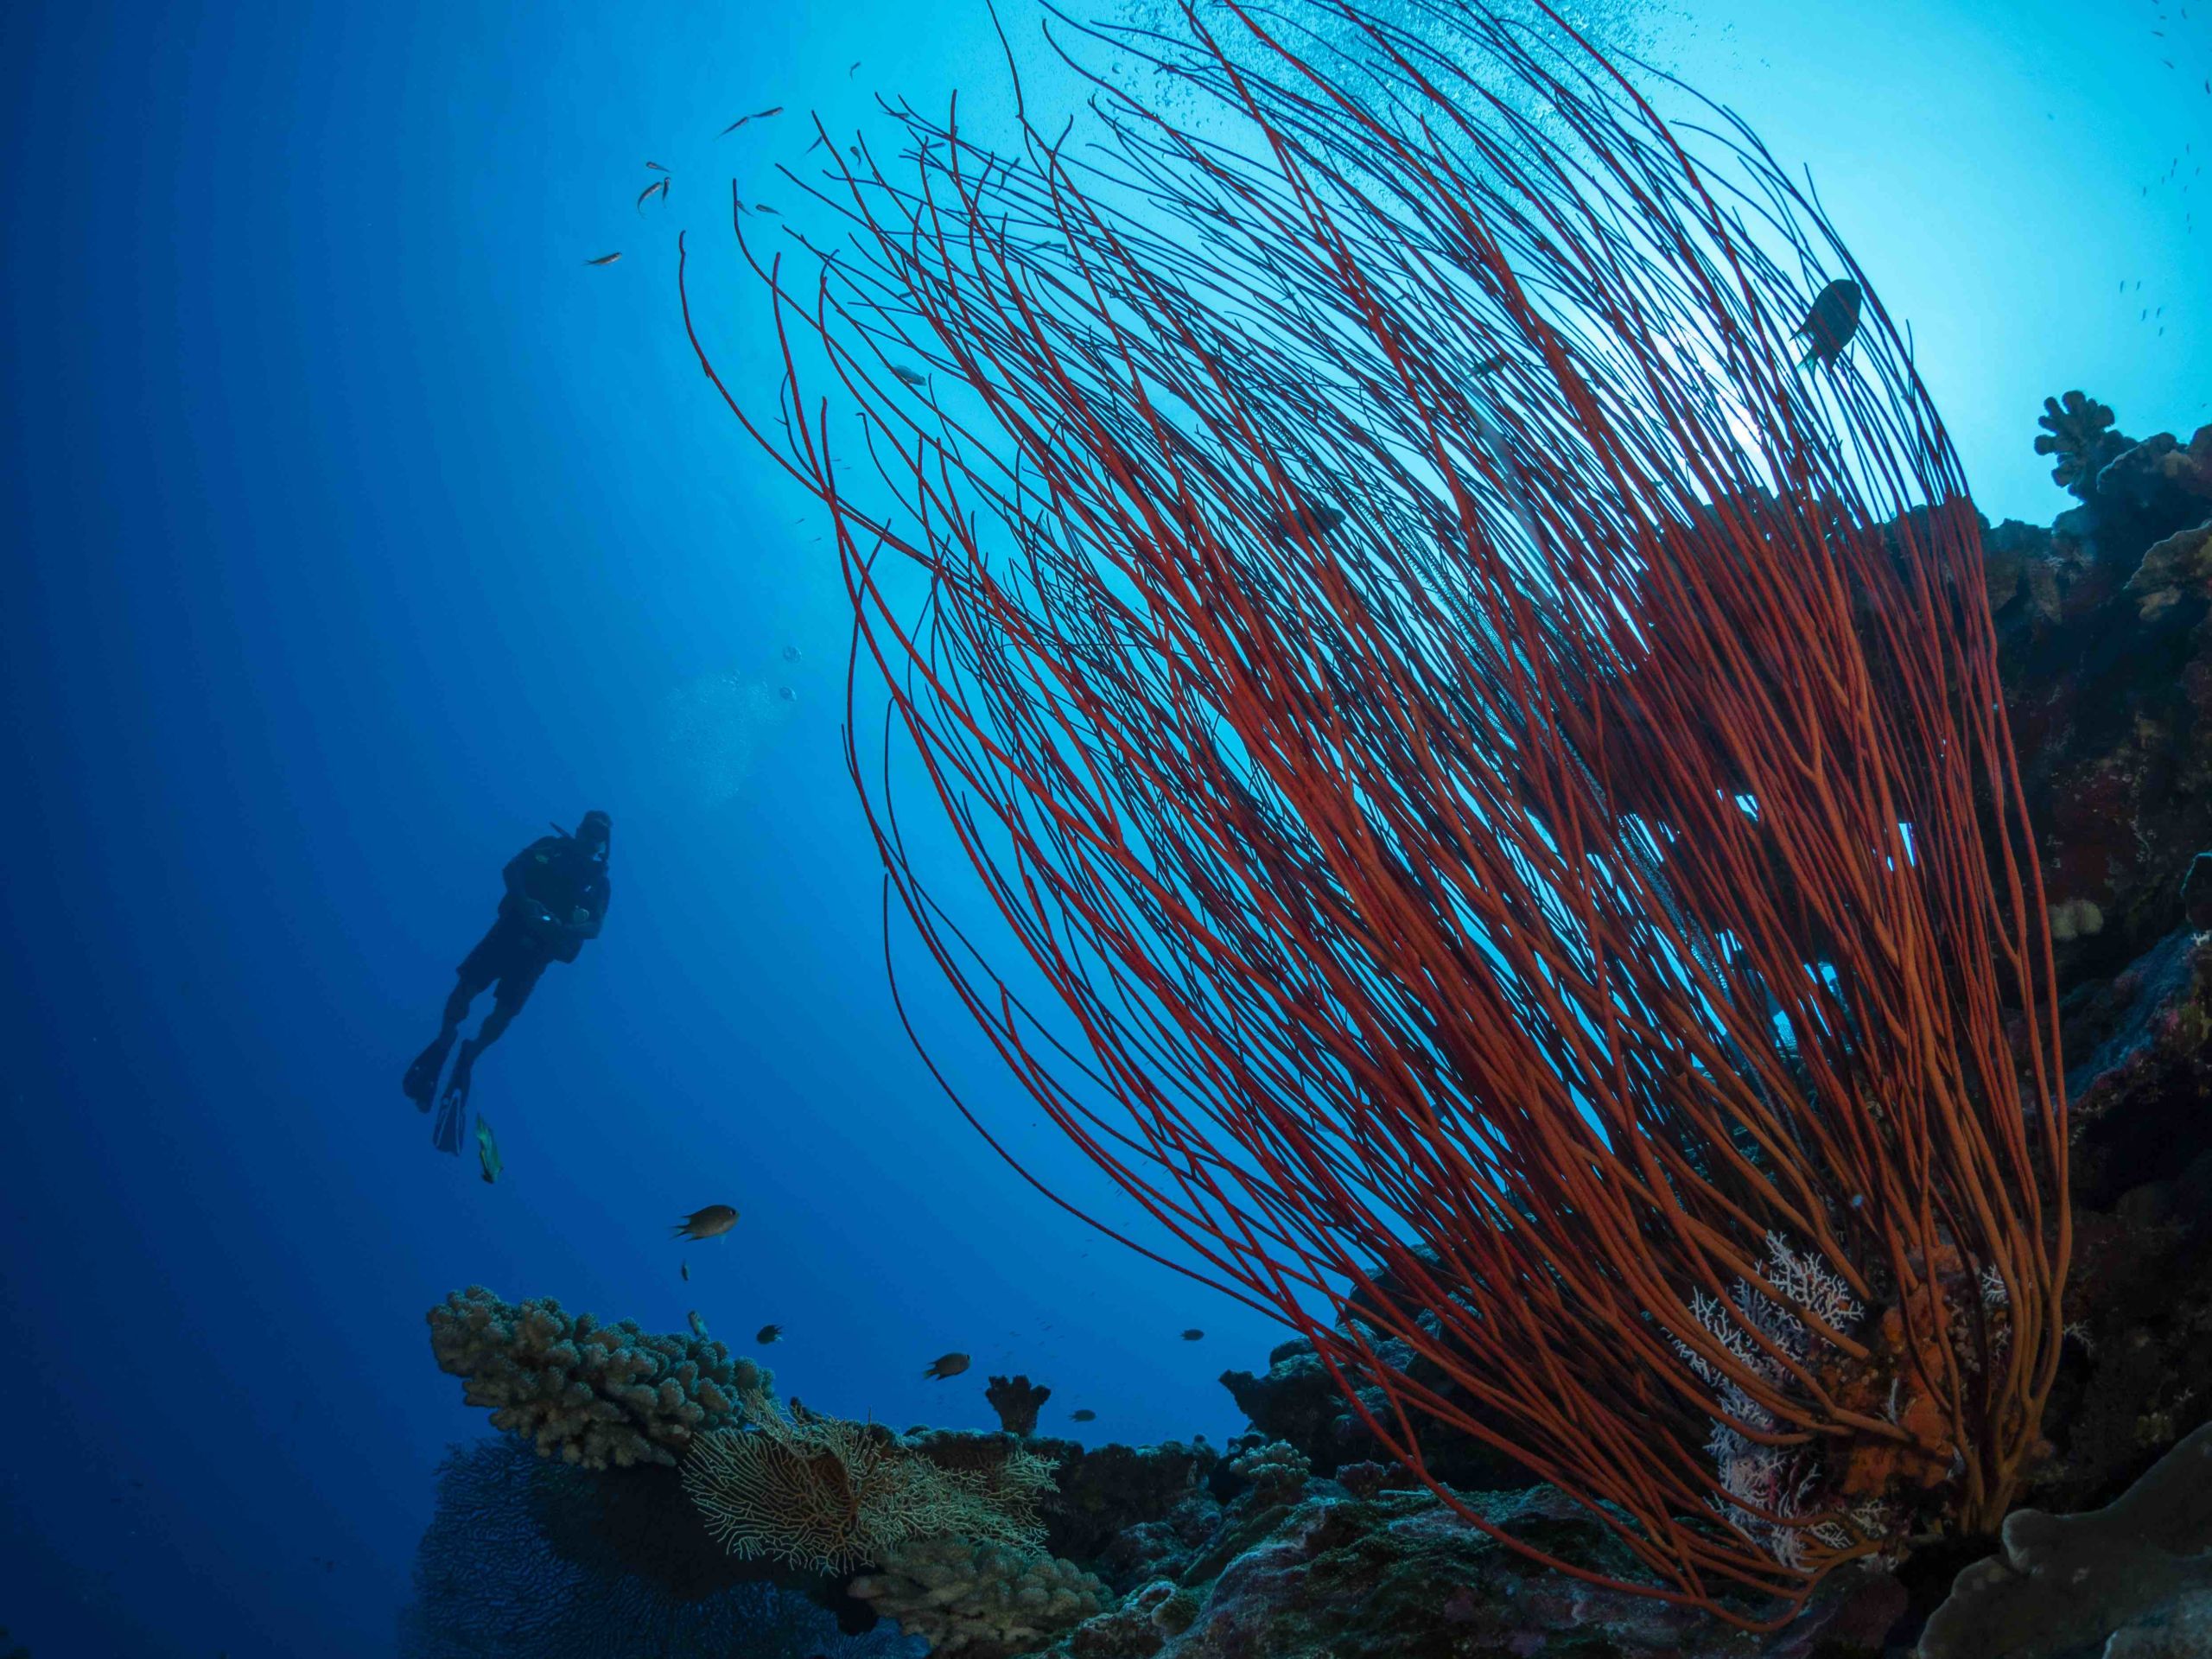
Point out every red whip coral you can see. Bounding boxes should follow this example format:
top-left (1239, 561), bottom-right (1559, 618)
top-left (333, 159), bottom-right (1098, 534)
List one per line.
top-left (680, 0), bottom-right (2068, 1626)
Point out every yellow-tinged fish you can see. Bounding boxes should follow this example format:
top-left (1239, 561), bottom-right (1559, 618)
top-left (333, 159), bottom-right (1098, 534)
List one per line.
top-left (673, 1205), bottom-right (740, 1241)
top-left (474, 1116), bottom-right (501, 1185)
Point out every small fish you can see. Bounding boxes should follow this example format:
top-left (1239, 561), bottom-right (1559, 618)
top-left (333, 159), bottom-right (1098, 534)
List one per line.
top-left (645, 162), bottom-right (669, 173)
top-left (584, 252), bottom-right (623, 266)
top-left (681, 1261), bottom-right (690, 1281)
top-left (757, 1324), bottom-right (784, 1344)
top-left (891, 364), bottom-right (928, 387)
top-left (1262, 503), bottom-right (1344, 546)
top-left (673, 1205), bottom-right (741, 1241)
top-left (849, 60), bottom-right (861, 75)
top-left (636, 180), bottom-right (665, 213)
top-left (754, 204), bottom-right (779, 216)
top-left (1180, 1328), bottom-right (1205, 1341)
top-left (688, 1310), bottom-right (709, 1338)
top-left (805, 136), bottom-right (825, 155)
top-left (1792, 277), bottom-right (1863, 372)
top-left (474, 1116), bottom-right (502, 1185)
top-left (777, 686), bottom-right (798, 702)
top-left (1070, 1408), bottom-right (1096, 1422)
top-left (923, 1351), bottom-right (971, 1380)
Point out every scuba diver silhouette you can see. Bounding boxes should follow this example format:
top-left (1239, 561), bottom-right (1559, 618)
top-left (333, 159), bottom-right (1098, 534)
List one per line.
top-left (404, 810), bottom-right (612, 1152)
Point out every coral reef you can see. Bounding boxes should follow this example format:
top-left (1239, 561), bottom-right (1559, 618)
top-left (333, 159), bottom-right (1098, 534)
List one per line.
top-left (401, 401), bottom-right (2212, 1659)
top-left (683, 1390), bottom-right (1058, 1573)
top-left (1217, 1332), bottom-right (1527, 1490)
top-left (428, 1287), bottom-right (766, 1470)
top-left (1033, 1482), bottom-right (1903, 1659)
top-left (1217, 1437), bottom-right (1310, 1508)
top-left (849, 1537), bottom-right (1107, 1657)
top-left (2022, 925), bottom-right (2212, 1514)
top-left (2035, 391), bottom-right (2126, 497)
top-left (398, 1437), bottom-right (920, 1659)
top-left (1985, 410), bottom-right (2212, 989)
top-left (1002, 1437), bottom-right (1217, 1568)
top-left (1918, 1425), bottom-right (2212, 1659)
top-left (984, 1376), bottom-right (1052, 1437)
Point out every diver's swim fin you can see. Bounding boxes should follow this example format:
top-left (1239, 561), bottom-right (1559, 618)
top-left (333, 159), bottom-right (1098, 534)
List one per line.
top-left (404, 1033), bottom-right (455, 1112)
top-left (431, 1081), bottom-right (468, 1155)
top-left (431, 1041), bottom-right (480, 1155)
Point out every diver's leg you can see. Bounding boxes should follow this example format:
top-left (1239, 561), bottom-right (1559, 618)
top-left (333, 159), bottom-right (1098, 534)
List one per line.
top-left (404, 982), bottom-right (474, 1109)
top-left (440, 957), bottom-right (545, 1116)
top-left (410, 928), bottom-right (499, 1112)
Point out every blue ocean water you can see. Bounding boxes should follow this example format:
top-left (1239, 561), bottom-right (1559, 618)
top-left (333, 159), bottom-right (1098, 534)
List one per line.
top-left (0, 1), bottom-right (2202, 1654)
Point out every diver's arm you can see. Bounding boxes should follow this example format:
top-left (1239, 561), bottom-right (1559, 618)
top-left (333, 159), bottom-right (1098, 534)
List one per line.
top-left (502, 839), bottom-right (562, 913)
top-left (565, 878), bottom-right (609, 941)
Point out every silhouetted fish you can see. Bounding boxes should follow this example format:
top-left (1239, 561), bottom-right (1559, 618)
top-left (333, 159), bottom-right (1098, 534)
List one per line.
top-left (1793, 278), bottom-right (1863, 371)
top-left (674, 1205), bottom-right (740, 1241)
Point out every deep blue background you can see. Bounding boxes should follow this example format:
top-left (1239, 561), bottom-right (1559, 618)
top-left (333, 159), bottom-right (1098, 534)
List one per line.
top-left (2, 1), bottom-right (2203, 1653)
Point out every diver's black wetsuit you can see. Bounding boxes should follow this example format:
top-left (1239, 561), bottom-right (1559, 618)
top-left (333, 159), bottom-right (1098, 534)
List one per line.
top-left (404, 813), bottom-right (612, 1151)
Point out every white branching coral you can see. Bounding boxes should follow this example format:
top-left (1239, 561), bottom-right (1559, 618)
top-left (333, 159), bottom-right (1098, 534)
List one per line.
top-left (1672, 1234), bottom-right (1866, 1570)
